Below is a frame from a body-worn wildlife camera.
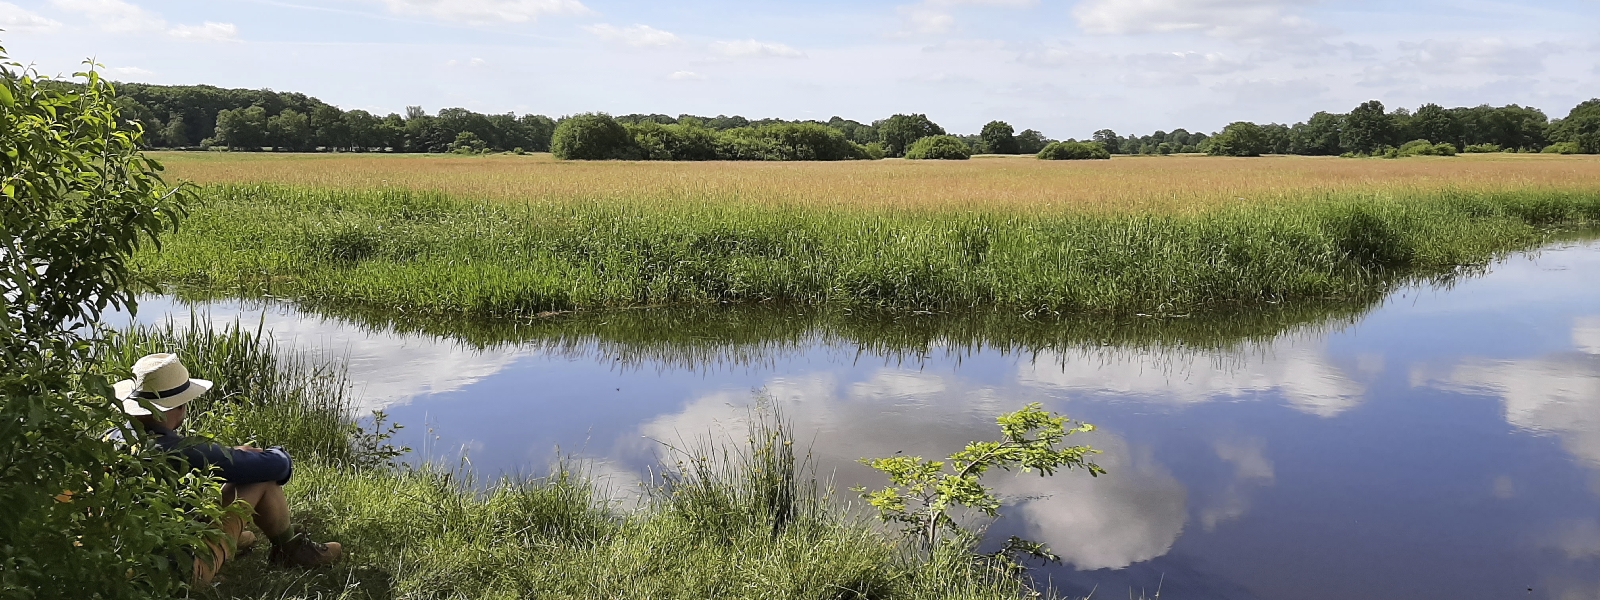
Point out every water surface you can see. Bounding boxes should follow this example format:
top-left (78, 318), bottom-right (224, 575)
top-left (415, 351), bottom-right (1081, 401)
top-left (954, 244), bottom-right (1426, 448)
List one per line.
top-left (134, 239), bottom-right (1600, 600)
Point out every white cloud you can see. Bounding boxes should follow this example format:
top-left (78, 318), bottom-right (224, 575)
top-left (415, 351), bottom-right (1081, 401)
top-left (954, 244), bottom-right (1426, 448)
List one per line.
top-left (710, 39), bottom-right (805, 58)
top-left (167, 21), bottom-right (237, 42)
top-left (1073, 0), bottom-right (1325, 43)
top-left (0, 2), bottom-right (63, 31)
top-left (669, 70), bottom-right (704, 80)
top-left (108, 66), bottom-right (154, 76)
top-left (50, 0), bottom-right (164, 32)
top-left (48, 0), bottom-right (238, 41)
top-left (1201, 437), bottom-right (1275, 531)
top-left (898, 0), bottom-right (1037, 35)
top-left (584, 23), bottom-right (682, 47)
top-left (376, 0), bottom-right (590, 24)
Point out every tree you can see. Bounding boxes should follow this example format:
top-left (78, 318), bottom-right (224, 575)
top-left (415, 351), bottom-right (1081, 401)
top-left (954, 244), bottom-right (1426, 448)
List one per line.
top-left (1342, 100), bottom-right (1394, 154)
top-left (1207, 121), bottom-right (1270, 157)
top-left (266, 108), bottom-right (312, 151)
top-left (1090, 129), bottom-right (1120, 154)
top-left (550, 113), bottom-right (639, 160)
top-left (311, 104), bottom-right (349, 151)
top-left (343, 109), bottom-right (380, 151)
top-left (978, 120), bottom-right (1019, 154)
top-left (1549, 99), bottom-right (1600, 154)
top-left (903, 135), bottom-right (971, 160)
top-left (211, 105), bottom-right (268, 150)
top-left (876, 113), bottom-right (945, 158)
top-left (1409, 104), bottom-right (1461, 149)
top-left (159, 114), bottom-right (189, 147)
top-left (1261, 123), bottom-right (1292, 154)
top-left (1292, 112), bottom-right (1344, 155)
top-left (1015, 129), bottom-right (1049, 154)
top-left (3, 48), bottom-right (230, 597)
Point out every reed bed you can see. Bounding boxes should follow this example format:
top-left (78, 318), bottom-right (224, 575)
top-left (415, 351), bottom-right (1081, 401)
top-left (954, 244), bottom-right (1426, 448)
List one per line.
top-left (137, 183), bottom-right (1600, 320)
top-left (105, 322), bottom-right (1035, 600)
top-left (152, 152), bottom-right (1600, 214)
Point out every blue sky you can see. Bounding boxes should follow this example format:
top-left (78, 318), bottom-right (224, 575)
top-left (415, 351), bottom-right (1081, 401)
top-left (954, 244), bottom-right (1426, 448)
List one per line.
top-left (1, 0), bottom-right (1596, 137)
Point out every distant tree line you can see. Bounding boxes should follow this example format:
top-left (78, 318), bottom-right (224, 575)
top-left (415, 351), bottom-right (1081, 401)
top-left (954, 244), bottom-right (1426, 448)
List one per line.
top-left (109, 82), bottom-right (1599, 159)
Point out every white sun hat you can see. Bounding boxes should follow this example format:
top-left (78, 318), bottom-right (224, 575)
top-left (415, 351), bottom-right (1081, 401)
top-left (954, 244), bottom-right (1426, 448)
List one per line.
top-left (113, 353), bottom-right (213, 416)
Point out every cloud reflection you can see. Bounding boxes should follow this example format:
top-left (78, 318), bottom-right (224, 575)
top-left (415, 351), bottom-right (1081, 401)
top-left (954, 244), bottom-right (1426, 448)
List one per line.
top-left (1418, 351), bottom-right (1600, 469)
top-left (1019, 340), bottom-right (1365, 418)
top-left (632, 369), bottom-right (1190, 570)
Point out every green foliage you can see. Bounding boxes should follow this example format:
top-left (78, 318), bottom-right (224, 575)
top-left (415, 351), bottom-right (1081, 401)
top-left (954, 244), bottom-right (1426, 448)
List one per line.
top-left (137, 185), bottom-right (1600, 319)
top-left (1549, 98), bottom-right (1600, 154)
top-left (447, 131), bottom-right (489, 155)
top-left (1342, 100), bottom-right (1395, 154)
top-left (1207, 121), bottom-right (1270, 157)
top-left (1463, 143), bottom-right (1501, 153)
top-left (1542, 142), bottom-right (1581, 154)
top-left (857, 403), bottom-right (1103, 554)
top-left (877, 114), bottom-right (946, 158)
top-left (718, 123), bottom-right (863, 161)
top-left (978, 121), bottom-right (1019, 154)
top-left (1395, 139), bottom-right (1458, 157)
top-left (1015, 129), bottom-right (1049, 154)
top-left (1036, 141), bottom-right (1110, 160)
top-left (551, 113), bottom-right (640, 160)
top-left (0, 46), bottom-right (231, 598)
top-left (903, 135), bottom-right (971, 160)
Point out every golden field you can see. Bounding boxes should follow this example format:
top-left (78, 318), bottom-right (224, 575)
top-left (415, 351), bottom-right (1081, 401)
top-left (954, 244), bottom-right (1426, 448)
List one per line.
top-left (152, 151), bottom-right (1600, 214)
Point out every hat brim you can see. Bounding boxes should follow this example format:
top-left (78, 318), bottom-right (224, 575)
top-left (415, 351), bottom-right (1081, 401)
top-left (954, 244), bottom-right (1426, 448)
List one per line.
top-left (116, 378), bottom-right (213, 416)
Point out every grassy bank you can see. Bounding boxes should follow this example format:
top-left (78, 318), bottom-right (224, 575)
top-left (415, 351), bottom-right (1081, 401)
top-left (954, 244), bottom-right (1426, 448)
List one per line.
top-left (103, 321), bottom-right (1037, 599)
top-left (137, 184), bottom-right (1600, 320)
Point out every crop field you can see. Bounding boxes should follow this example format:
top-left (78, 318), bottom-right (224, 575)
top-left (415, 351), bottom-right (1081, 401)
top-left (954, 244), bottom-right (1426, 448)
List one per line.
top-left (154, 152), bottom-right (1600, 214)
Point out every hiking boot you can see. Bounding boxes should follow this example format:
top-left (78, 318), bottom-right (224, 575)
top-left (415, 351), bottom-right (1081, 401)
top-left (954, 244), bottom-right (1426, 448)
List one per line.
top-left (268, 532), bottom-right (342, 567)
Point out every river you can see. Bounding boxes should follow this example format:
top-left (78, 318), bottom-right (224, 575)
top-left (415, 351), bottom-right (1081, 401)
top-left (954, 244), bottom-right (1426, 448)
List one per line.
top-left (128, 238), bottom-right (1600, 600)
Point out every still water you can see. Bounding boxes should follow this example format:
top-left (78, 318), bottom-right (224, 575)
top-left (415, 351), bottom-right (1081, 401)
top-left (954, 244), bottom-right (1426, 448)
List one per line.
top-left (134, 239), bottom-right (1600, 600)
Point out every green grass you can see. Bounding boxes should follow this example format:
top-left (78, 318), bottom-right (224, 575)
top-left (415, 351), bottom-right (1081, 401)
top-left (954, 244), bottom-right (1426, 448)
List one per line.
top-left (102, 321), bottom-right (1044, 600)
top-left (137, 185), bottom-right (1600, 321)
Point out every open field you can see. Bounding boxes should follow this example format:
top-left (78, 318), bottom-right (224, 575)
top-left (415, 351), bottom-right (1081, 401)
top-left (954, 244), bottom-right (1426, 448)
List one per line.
top-left (153, 152), bottom-right (1600, 214)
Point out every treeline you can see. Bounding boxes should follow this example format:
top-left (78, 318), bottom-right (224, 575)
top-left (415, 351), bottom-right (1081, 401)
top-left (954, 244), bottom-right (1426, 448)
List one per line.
top-left (1102, 100), bottom-right (1600, 157)
top-left (110, 81), bottom-right (1599, 159)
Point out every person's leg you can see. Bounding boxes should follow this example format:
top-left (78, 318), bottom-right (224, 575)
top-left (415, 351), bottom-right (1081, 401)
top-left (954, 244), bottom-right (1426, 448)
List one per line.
top-left (224, 481), bottom-right (292, 542)
top-left (194, 482), bottom-right (284, 584)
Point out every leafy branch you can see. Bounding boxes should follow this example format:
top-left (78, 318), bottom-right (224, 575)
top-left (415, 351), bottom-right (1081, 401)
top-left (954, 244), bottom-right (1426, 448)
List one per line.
top-left (856, 403), bottom-right (1105, 559)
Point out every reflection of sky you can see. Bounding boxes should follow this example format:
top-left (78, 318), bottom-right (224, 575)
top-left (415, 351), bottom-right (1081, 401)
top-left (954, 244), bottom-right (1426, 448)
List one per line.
top-left (135, 240), bottom-right (1600, 600)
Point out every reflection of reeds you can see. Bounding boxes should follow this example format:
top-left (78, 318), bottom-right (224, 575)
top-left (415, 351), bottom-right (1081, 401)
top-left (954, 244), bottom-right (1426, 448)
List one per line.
top-left (105, 322), bottom-right (1043, 598)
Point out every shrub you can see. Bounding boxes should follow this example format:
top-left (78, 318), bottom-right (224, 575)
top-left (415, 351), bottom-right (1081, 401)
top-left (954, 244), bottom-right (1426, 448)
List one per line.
top-left (877, 114), bottom-right (946, 158)
top-left (860, 142), bottom-right (887, 160)
top-left (2, 47), bottom-right (230, 597)
top-left (1543, 141), bottom-right (1581, 154)
top-left (1397, 139), bottom-right (1458, 157)
top-left (551, 113), bottom-right (639, 160)
top-left (1463, 143), bottom-right (1501, 153)
top-left (903, 135), bottom-right (972, 160)
top-left (1036, 141), bottom-right (1110, 160)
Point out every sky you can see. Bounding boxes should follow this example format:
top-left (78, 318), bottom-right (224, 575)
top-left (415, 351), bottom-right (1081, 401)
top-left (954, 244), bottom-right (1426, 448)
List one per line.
top-left (1, 0), bottom-right (1597, 137)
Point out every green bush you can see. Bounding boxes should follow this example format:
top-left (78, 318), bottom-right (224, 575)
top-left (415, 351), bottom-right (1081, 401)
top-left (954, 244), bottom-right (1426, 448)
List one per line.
top-left (861, 142), bottom-right (887, 160)
top-left (1543, 141), bottom-right (1581, 154)
top-left (2, 47), bottom-right (230, 597)
top-left (719, 123), bottom-right (862, 161)
top-left (903, 135), bottom-right (971, 160)
top-left (1036, 141), bottom-right (1110, 160)
top-left (551, 113), bottom-right (640, 160)
top-left (1463, 143), bottom-right (1501, 153)
top-left (1397, 139), bottom-right (1458, 157)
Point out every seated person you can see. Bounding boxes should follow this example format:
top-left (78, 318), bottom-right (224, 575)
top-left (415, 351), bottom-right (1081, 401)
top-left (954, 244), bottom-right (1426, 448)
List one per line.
top-left (115, 353), bottom-right (341, 583)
